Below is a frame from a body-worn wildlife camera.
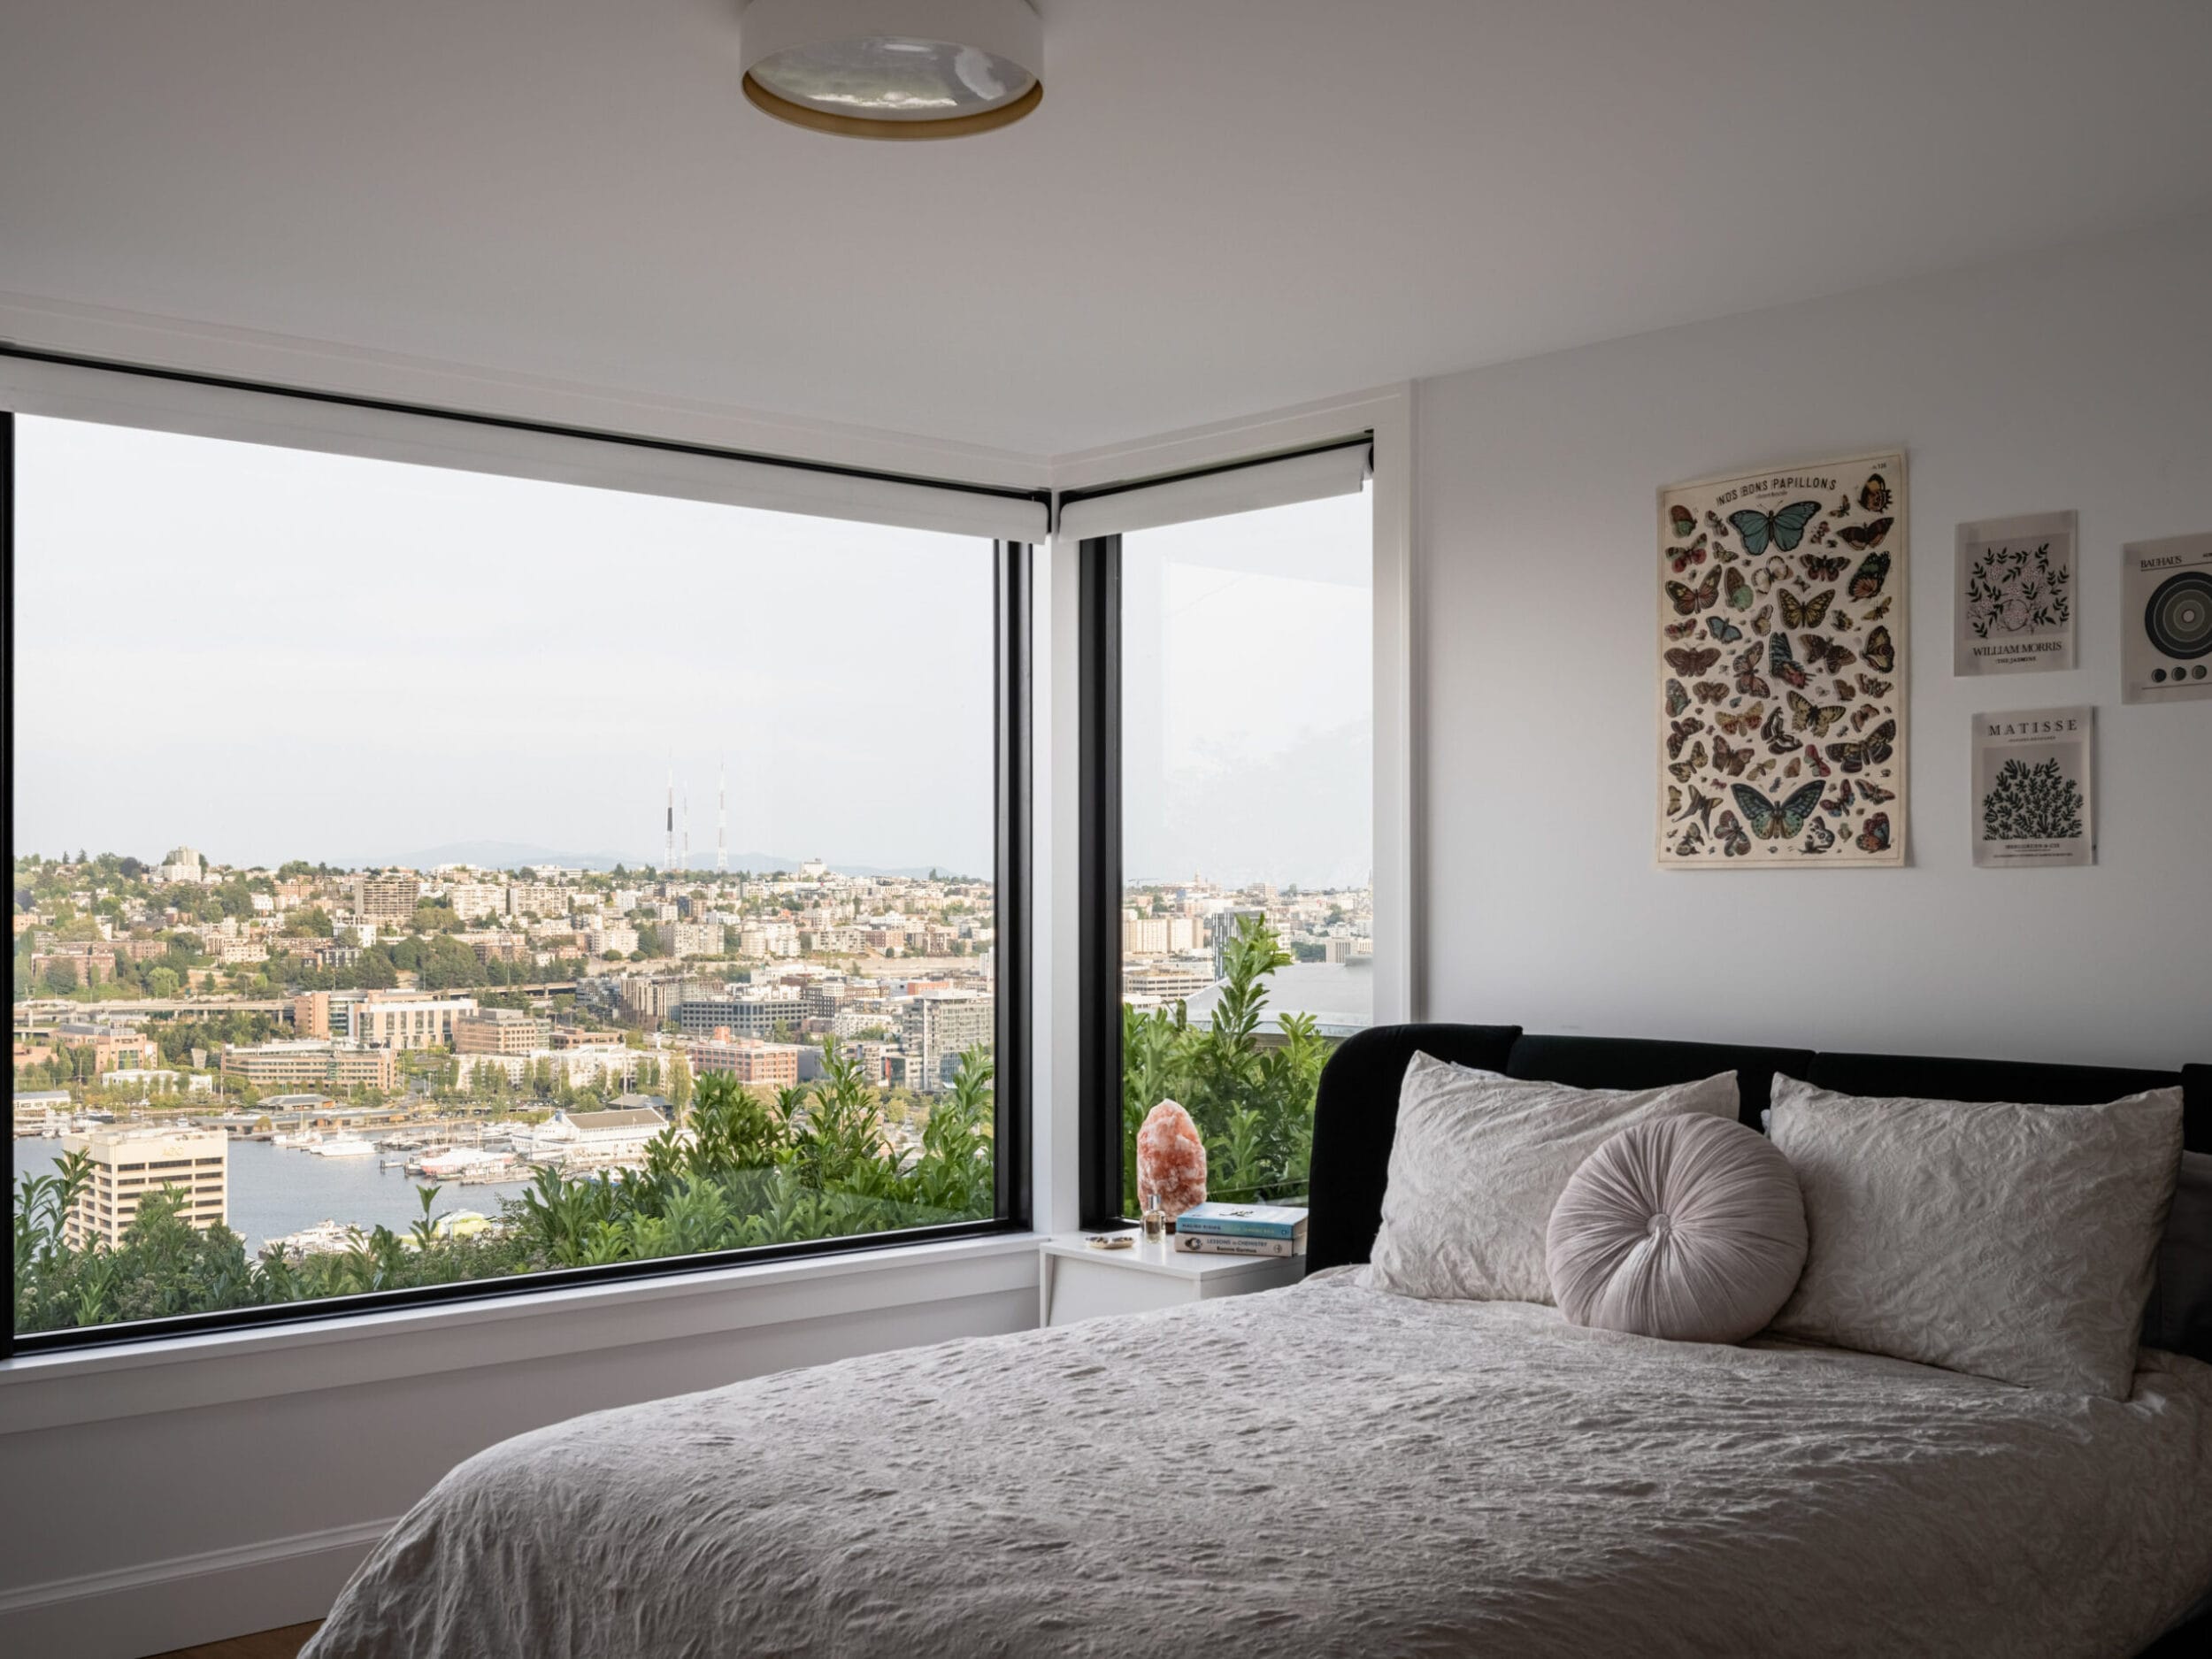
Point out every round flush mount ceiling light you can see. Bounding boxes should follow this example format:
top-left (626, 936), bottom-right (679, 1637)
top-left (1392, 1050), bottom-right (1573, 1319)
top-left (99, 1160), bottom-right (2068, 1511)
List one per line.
top-left (740, 0), bottom-right (1043, 140)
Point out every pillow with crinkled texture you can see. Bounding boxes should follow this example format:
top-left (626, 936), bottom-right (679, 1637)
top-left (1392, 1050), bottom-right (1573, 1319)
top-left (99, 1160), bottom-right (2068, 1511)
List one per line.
top-left (1768, 1075), bottom-right (2183, 1398)
top-left (1363, 1054), bottom-right (1739, 1304)
top-left (1547, 1114), bottom-right (1807, 1344)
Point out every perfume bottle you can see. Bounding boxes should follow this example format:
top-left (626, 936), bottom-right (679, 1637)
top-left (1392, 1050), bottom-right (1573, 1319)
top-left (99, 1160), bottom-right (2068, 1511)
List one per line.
top-left (1140, 1183), bottom-right (1167, 1242)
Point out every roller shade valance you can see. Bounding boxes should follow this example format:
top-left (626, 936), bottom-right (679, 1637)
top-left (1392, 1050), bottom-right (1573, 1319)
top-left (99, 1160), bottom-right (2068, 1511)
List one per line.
top-left (1056, 435), bottom-right (1371, 542)
top-left (0, 350), bottom-right (1051, 543)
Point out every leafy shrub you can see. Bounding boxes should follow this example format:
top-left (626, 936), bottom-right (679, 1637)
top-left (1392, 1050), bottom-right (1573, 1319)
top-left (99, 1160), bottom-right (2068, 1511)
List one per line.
top-left (1121, 915), bottom-right (1331, 1212)
top-left (12, 1041), bottom-right (995, 1334)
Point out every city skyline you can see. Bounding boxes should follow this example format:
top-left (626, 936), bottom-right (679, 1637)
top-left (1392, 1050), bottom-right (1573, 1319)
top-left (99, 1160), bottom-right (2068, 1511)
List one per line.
top-left (12, 416), bottom-right (1376, 890)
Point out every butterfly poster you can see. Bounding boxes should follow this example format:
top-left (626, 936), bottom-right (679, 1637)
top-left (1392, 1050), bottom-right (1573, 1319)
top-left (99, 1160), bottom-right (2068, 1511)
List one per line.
top-left (1656, 450), bottom-right (1908, 867)
top-left (1973, 705), bottom-right (2093, 868)
top-left (1955, 510), bottom-right (2077, 676)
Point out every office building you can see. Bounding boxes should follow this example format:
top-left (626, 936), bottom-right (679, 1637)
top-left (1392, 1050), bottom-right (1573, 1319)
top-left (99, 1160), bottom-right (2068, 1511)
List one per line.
top-left (452, 1010), bottom-right (555, 1056)
top-left (60, 1125), bottom-right (227, 1248)
top-left (220, 1041), bottom-right (398, 1092)
top-left (353, 992), bottom-right (480, 1050)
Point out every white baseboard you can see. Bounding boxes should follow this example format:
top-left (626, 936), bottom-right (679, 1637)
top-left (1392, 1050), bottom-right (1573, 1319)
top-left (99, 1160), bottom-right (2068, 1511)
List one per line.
top-left (0, 1515), bottom-right (395, 1659)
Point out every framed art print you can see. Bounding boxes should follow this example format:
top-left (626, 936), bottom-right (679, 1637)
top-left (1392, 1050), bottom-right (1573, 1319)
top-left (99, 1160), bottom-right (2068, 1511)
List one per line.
top-left (2121, 532), bottom-right (2212, 704)
top-left (1656, 450), bottom-right (1907, 868)
top-left (1973, 705), bottom-right (2093, 868)
top-left (1955, 510), bottom-right (2077, 676)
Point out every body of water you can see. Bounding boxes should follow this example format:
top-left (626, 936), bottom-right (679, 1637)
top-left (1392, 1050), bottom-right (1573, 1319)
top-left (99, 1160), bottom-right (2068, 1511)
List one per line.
top-left (12, 1135), bottom-right (540, 1253)
top-left (1182, 958), bottom-right (1373, 1033)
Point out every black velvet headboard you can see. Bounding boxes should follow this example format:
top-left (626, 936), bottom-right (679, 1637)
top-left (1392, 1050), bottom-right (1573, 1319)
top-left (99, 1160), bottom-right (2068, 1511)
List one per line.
top-left (1304, 1025), bottom-right (2208, 1274)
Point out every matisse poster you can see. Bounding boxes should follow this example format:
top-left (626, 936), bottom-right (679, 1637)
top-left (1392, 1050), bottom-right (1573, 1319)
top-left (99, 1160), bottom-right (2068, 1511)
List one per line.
top-left (1655, 451), bottom-right (1908, 868)
top-left (1973, 705), bottom-right (2093, 868)
top-left (1955, 511), bottom-right (2077, 676)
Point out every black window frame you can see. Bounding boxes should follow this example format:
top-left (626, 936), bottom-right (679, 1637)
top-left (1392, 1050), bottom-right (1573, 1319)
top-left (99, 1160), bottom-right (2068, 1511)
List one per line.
top-left (1071, 439), bottom-right (1376, 1229)
top-left (2, 351), bottom-right (1038, 1358)
top-left (1077, 534), bottom-right (1125, 1229)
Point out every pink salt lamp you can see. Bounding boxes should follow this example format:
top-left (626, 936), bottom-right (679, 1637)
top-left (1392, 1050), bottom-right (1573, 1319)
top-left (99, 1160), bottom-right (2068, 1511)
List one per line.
top-left (1135, 1099), bottom-right (1208, 1220)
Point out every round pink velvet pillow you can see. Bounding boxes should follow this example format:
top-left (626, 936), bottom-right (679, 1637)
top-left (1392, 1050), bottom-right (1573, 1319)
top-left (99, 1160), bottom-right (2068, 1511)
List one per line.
top-left (1546, 1113), bottom-right (1807, 1344)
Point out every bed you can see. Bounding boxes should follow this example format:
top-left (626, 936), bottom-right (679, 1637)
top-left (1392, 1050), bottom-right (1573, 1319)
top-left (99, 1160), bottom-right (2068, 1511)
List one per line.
top-left (304, 1029), bottom-right (2212, 1659)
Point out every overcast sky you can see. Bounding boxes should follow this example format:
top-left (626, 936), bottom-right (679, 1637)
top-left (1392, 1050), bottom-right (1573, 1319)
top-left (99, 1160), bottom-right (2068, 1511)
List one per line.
top-left (12, 416), bottom-right (1371, 888)
top-left (1122, 487), bottom-right (1372, 890)
top-left (12, 415), bottom-right (995, 874)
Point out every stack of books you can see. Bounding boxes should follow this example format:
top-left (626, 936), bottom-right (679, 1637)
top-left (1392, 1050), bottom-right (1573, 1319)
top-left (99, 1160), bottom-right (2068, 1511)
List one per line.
top-left (1172, 1202), bottom-right (1309, 1257)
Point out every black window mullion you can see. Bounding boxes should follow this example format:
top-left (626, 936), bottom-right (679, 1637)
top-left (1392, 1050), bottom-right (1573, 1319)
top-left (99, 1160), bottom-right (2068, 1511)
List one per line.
top-left (993, 539), bottom-right (1032, 1230)
top-left (1078, 535), bottom-right (1125, 1228)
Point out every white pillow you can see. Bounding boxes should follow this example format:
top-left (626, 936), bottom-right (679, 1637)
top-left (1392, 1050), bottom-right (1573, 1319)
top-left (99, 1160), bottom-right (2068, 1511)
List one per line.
top-left (1547, 1114), bottom-right (1808, 1344)
top-left (1363, 1053), bottom-right (1740, 1303)
top-left (1767, 1076), bottom-right (2183, 1398)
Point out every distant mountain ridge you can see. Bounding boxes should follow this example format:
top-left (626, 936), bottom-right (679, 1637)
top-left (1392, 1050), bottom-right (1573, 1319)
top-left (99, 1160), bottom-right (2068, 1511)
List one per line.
top-left (383, 840), bottom-right (973, 880)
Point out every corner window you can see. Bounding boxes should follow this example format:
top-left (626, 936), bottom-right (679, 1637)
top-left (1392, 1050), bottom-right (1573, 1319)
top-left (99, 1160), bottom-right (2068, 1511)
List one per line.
top-left (6, 372), bottom-right (1033, 1352)
top-left (1077, 455), bottom-right (1373, 1222)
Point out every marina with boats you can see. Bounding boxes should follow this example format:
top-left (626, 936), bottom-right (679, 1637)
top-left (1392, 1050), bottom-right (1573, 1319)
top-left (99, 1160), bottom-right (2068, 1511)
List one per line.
top-left (14, 1095), bottom-right (677, 1260)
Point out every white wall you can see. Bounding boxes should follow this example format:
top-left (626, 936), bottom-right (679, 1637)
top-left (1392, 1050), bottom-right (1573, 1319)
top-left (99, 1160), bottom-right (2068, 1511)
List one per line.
top-left (0, 1241), bottom-right (1037, 1659)
top-left (1416, 213), bottom-right (2212, 1069)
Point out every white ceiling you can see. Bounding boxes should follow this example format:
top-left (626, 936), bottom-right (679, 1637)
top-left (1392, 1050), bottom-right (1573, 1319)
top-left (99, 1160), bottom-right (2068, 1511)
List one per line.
top-left (4, 1), bottom-right (2210, 457)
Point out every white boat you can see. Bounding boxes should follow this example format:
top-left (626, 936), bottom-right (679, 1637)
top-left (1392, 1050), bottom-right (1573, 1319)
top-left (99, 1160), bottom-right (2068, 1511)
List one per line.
top-left (265, 1220), bottom-right (357, 1257)
top-left (273, 1130), bottom-right (323, 1149)
top-left (419, 1146), bottom-right (514, 1180)
top-left (309, 1138), bottom-right (376, 1158)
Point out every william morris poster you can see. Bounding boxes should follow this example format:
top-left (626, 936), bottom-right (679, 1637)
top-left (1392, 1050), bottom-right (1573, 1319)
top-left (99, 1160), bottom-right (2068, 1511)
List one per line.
top-left (1655, 450), bottom-right (1908, 868)
top-left (1955, 511), bottom-right (2077, 675)
top-left (1973, 705), bottom-right (2093, 868)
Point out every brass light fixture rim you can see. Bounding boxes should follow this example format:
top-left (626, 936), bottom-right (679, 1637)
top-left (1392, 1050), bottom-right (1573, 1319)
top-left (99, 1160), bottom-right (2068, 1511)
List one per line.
top-left (741, 73), bottom-right (1042, 140)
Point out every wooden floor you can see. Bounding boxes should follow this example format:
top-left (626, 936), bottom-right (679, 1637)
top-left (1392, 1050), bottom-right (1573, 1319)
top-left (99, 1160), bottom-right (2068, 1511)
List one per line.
top-left (150, 1622), bottom-right (321, 1659)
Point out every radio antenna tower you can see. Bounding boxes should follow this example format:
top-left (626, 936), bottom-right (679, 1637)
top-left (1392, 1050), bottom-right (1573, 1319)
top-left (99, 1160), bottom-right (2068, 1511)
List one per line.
top-left (681, 791), bottom-right (691, 873)
top-left (664, 766), bottom-right (675, 874)
top-left (717, 761), bottom-right (728, 872)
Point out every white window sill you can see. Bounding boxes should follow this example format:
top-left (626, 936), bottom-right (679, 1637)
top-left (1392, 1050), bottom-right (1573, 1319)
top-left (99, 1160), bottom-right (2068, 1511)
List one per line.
top-left (0, 1231), bottom-right (1044, 1433)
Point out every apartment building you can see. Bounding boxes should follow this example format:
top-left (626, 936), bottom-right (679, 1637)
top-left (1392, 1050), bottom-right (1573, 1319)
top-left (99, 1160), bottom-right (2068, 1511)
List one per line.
top-left (672, 994), bottom-right (805, 1041)
top-left (620, 975), bottom-right (718, 1023)
top-left (735, 921), bottom-right (801, 958)
top-left (899, 991), bottom-right (994, 1093)
top-left (1122, 914), bottom-right (1198, 956)
top-left (351, 873), bottom-right (422, 926)
top-left (157, 847), bottom-right (206, 885)
top-left (686, 1033), bottom-right (803, 1089)
top-left (451, 1009), bottom-right (554, 1056)
top-left (60, 1125), bottom-right (227, 1248)
top-left (443, 882), bottom-right (507, 922)
top-left (55, 1018), bottom-right (159, 1074)
top-left (459, 931), bottom-right (530, 964)
top-left (669, 922), bottom-right (723, 957)
top-left (220, 1041), bottom-right (398, 1092)
top-left (507, 883), bottom-right (567, 918)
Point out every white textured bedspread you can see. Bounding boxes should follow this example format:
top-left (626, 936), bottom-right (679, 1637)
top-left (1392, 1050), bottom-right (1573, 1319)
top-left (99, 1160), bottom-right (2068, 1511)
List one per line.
top-left (305, 1275), bottom-right (2212, 1659)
